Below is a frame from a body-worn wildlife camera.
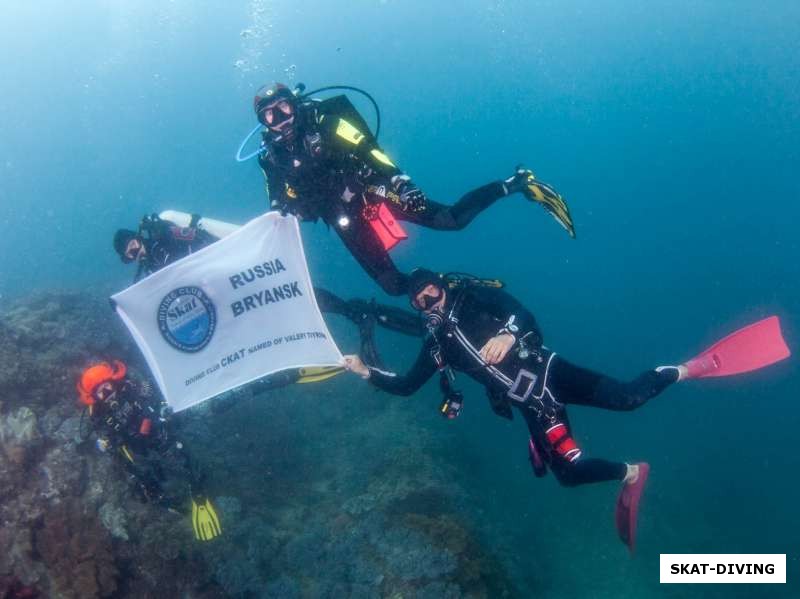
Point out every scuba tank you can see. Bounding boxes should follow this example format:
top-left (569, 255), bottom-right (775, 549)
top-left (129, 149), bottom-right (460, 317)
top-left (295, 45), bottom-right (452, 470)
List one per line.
top-left (158, 210), bottom-right (239, 239)
top-left (443, 272), bottom-right (504, 291)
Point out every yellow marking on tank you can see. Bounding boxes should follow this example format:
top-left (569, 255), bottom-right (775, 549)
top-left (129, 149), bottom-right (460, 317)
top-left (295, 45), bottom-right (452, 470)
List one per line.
top-left (335, 119), bottom-right (365, 145)
top-left (370, 149), bottom-right (396, 167)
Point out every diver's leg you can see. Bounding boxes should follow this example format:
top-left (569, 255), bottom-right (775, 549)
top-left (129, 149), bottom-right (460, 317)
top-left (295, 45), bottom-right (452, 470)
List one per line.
top-left (391, 182), bottom-right (507, 231)
top-left (122, 452), bottom-right (169, 504)
top-left (334, 216), bottom-right (409, 295)
top-left (315, 287), bottom-right (422, 336)
top-left (520, 407), bottom-right (627, 487)
top-left (371, 303), bottom-right (425, 337)
top-left (313, 287), bottom-right (349, 314)
top-left (550, 456), bottom-right (628, 487)
top-left (548, 355), bottom-right (678, 412)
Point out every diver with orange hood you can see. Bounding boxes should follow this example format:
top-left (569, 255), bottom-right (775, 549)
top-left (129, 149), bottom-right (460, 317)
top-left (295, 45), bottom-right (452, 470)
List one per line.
top-left (77, 360), bottom-right (222, 542)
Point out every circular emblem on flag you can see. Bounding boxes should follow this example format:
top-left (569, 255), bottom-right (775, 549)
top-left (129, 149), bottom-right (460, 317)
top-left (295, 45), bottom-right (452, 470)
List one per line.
top-left (157, 286), bottom-right (216, 352)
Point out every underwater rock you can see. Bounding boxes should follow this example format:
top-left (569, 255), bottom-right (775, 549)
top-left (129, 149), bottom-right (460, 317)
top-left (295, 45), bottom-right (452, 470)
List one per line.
top-left (37, 445), bottom-right (86, 502)
top-left (342, 491), bottom-right (378, 515)
top-left (215, 494), bottom-right (242, 519)
top-left (0, 292), bottom-right (229, 598)
top-left (0, 575), bottom-right (41, 599)
top-left (33, 500), bottom-right (119, 599)
top-left (139, 518), bottom-right (186, 561)
top-left (0, 406), bottom-right (39, 444)
top-left (98, 503), bottom-right (129, 541)
top-left (0, 290), bottom-right (519, 597)
top-left (52, 414), bottom-right (82, 445)
top-left (348, 555), bottom-right (385, 587)
top-left (211, 556), bottom-right (266, 597)
top-left (263, 575), bottom-right (300, 599)
top-left (284, 531), bottom-right (328, 570)
top-left (381, 530), bottom-right (458, 582)
top-left (415, 581), bottom-right (463, 599)
top-left (0, 291), bottom-right (134, 414)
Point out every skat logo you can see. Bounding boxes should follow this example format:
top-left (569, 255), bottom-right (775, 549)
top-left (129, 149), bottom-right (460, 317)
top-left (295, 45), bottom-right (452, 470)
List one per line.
top-left (157, 286), bottom-right (216, 353)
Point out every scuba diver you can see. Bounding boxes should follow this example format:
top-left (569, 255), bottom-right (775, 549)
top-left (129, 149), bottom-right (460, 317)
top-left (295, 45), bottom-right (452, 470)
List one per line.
top-left (114, 213), bottom-right (217, 283)
top-left (343, 269), bottom-right (791, 551)
top-left (76, 360), bottom-right (222, 541)
top-left (250, 82), bottom-right (576, 296)
top-left (113, 212), bottom-right (424, 370)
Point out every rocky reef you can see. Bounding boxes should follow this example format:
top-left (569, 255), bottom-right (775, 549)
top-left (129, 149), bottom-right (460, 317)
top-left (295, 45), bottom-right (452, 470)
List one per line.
top-left (0, 291), bottom-right (518, 598)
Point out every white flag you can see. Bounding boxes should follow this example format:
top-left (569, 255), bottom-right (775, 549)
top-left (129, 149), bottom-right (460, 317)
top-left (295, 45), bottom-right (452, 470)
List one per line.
top-left (111, 212), bottom-right (343, 412)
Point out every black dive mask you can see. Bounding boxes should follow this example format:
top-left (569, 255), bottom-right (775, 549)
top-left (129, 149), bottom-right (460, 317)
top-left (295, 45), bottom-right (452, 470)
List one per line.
top-left (412, 286), bottom-right (444, 312)
top-left (259, 100), bottom-right (297, 143)
top-left (122, 237), bottom-right (145, 264)
top-left (258, 99), bottom-right (294, 127)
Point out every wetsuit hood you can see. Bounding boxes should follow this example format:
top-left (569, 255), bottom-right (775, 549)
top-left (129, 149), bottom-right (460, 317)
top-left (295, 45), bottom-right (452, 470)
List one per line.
top-left (77, 360), bottom-right (127, 406)
top-left (407, 268), bottom-right (445, 305)
top-left (114, 229), bottom-right (139, 262)
top-left (254, 83), bottom-right (301, 145)
top-left (253, 82), bottom-right (296, 117)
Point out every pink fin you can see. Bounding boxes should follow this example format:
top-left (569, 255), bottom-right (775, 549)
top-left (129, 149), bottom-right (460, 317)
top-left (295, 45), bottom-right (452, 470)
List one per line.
top-left (615, 463), bottom-right (650, 554)
top-left (684, 316), bottom-right (790, 379)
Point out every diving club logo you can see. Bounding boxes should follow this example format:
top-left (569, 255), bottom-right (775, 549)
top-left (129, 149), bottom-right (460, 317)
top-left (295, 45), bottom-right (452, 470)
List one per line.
top-left (157, 286), bottom-right (216, 352)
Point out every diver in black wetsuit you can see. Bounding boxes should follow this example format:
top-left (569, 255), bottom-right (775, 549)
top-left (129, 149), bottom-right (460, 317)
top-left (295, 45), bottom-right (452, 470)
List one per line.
top-left (114, 214), bottom-right (217, 283)
top-left (76, 359), bottom-right (223, 541)
top-left (253, 83), bottom-right (575, 296)
top-left (343, 269), bottom-right (687, 490)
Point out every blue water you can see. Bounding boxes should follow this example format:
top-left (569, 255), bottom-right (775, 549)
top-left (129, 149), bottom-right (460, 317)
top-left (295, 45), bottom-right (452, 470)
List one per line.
top-left (2, 1), bottom-right (798, 596)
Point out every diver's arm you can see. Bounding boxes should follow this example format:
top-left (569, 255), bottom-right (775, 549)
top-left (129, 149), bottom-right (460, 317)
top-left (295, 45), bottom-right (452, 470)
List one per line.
top-left (313, 287), bottom-right (349, 314)
top-left (472, 287), bottom-right (543, 348)
top-left (365, 339), bottom-right (438, 396)
top-left (259, 157), bottom-right (290, 212)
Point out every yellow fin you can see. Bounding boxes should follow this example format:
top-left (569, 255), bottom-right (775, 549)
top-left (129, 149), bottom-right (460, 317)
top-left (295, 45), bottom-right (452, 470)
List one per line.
top-left (297, 366), bottom-right (344, 383)
top-left (192, 497), bottom-right (222, 541)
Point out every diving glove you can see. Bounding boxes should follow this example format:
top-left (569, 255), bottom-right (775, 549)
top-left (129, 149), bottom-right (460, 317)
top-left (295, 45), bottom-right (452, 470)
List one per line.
top-left (390, 175), bottom-right (427, 212)
top-left (505, 166), bottom-right (575, 238)
top-left (191, 496), bottom-right (222, 542)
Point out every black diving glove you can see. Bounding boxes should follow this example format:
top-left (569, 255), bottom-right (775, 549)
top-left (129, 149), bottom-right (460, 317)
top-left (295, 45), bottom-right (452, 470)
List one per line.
top-left (503, 166), bottom-right (533, 195)
top-left (390, 175), bottom-right (427, 212)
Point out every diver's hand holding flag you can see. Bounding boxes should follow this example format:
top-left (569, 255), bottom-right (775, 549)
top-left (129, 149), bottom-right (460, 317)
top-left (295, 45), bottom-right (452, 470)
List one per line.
top-left (111, 212), bottom-right (343, 412)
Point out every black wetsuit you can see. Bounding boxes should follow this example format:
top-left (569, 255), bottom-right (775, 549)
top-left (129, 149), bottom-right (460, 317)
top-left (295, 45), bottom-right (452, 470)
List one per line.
top-left (134, 216), bottom-right (218, 282)
top-left (88, 379), bottom-right (197, 508)
top-left (259, 97), bottom-right (508, 295)
top-left (367, 285), bottom-right (677, 487)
